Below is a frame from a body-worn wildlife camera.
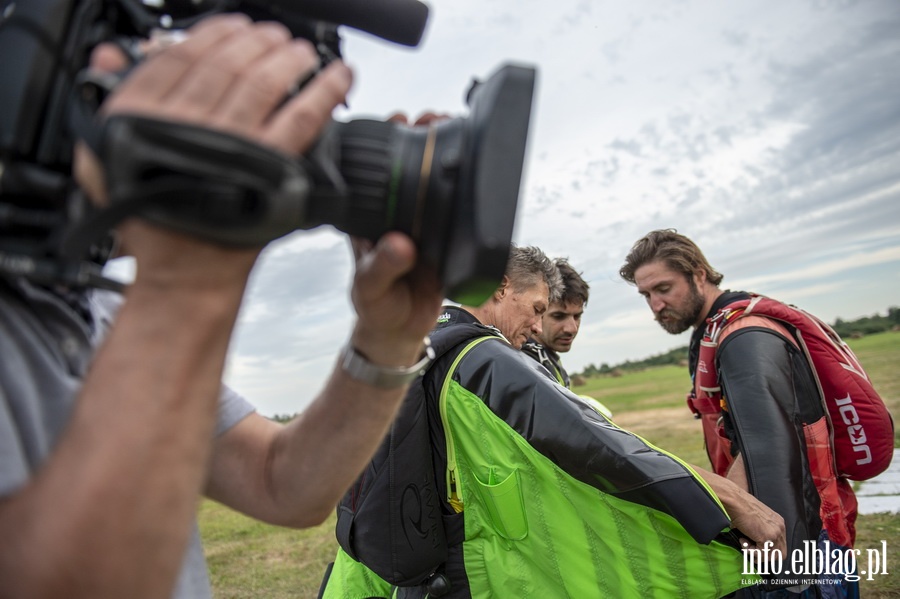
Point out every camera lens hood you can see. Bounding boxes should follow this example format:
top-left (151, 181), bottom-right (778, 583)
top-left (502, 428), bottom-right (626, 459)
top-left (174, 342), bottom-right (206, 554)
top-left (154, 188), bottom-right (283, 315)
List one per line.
top-left (442, 63), bottom-right (537, 305)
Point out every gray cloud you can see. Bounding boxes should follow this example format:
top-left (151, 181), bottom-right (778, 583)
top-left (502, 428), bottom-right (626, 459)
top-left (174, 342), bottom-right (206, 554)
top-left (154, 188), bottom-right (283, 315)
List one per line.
top-left (234, 236), bottom-right (354, 363)
top-left (608, 137), bottom-right (643, 157)
top-left (711, 9), bottom-right (900, 236)
top-left (720, 28), bottom-right (749, 49)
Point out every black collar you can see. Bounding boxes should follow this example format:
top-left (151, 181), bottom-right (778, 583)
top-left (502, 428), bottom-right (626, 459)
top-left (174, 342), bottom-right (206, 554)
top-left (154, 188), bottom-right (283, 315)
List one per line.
top-left (434, 305), bottom-right (482, 330)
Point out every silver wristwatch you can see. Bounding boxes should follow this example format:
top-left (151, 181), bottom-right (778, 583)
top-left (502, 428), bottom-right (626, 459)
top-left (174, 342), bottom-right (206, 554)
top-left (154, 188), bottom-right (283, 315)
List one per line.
top-left (340, 337), bottom-right (435, 389)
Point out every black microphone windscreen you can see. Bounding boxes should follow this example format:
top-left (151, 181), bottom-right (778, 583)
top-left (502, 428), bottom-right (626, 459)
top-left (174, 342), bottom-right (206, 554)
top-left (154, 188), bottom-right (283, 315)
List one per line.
top-left (285, 0), bottom-right (430, 47)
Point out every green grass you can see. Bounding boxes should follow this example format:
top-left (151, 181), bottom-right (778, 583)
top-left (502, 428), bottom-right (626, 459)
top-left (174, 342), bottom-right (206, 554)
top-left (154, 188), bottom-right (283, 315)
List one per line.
top-left (199, 501), bottom-right (336, 598)
top-left (847, 332), bottom-right (900, 446)
top-left (577, 363), bottom-right (689, 411)
top-left (200, 331), bottom-right (900, 597)
top-left (855, 512), bottom-right (900, 598)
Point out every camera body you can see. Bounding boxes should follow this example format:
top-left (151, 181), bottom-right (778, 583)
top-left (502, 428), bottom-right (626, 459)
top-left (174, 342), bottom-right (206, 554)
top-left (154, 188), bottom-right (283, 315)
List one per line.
top-left (0, 0), bottom-right (370, 209)
top-left (0, 0), bottom-right (536, 304)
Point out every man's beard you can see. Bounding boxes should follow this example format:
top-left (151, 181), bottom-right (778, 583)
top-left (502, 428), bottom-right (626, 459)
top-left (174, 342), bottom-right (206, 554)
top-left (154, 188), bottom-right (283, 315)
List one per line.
top-left (655, 281), bottom-right (705, 334)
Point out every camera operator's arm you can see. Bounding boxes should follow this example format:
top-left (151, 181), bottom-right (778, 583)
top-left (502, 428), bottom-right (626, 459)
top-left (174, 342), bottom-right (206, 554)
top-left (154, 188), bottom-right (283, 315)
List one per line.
top-left (0, 15), bottom-right (351, 599)
top-left (205, 232), bottom-right (443, 526)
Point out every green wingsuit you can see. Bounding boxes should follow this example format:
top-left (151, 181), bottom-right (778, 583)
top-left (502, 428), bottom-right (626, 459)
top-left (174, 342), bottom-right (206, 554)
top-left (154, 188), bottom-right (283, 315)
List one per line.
top-left (320, 307), bottom-right (758, 599)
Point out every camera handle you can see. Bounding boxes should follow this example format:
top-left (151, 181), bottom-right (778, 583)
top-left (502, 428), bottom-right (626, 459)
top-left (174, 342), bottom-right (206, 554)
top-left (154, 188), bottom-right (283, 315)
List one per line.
top-left (62, 114), bottom-right (318, 259)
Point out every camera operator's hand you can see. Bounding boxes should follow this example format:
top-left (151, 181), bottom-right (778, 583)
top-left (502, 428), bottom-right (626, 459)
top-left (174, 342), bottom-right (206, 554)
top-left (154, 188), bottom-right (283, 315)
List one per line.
top-left (349, 232), bottom-right (443, 368)
top-left (75, 14), bottom-right (353, 288)
top-left (387, 111), bottom-right (451, 127)
top-left (98, 15), bottom-right (351, 156)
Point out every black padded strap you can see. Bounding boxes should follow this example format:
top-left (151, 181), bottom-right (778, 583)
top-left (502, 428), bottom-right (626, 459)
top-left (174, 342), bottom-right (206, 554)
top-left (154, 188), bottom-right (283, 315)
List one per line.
top-left (335, 505), bottom-right (358, 561)
top-left (718, 327), bottom-right (822, 554)
top-left (64, 114), bottom-right (315, 258)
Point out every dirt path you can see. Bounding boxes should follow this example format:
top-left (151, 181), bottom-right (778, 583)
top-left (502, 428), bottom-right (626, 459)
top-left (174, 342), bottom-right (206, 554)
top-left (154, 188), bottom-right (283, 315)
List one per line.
top-left (612, 406), bottom-right (700, 433)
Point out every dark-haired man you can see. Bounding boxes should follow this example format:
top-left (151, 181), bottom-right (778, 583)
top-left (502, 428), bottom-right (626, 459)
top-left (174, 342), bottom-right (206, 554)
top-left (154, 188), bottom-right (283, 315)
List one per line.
top-left (522, 258), bottom-right (588, 388)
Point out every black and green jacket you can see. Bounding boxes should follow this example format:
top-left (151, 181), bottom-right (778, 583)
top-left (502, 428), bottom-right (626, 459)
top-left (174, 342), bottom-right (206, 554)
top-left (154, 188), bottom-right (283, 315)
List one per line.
top-left (321, 306), bottom-right (754, 599)
top-left (521, 338), bottom-right (570, 387)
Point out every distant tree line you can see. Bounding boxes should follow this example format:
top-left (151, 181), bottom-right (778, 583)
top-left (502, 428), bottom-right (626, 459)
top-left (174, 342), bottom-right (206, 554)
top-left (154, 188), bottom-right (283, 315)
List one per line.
top-left (576, 305), bottom-right (900, 379)
top-left (580, 345), bottom-right (688, 377)
top-left (832, 306), bottom-right (900, 338)
top-left (268, 307), bottom-right (900, 419)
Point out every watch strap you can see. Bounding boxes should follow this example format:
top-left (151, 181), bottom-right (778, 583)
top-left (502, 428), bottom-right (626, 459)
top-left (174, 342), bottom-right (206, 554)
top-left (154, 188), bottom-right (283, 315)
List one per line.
top-left (340, 337), bottom-right (435, 389)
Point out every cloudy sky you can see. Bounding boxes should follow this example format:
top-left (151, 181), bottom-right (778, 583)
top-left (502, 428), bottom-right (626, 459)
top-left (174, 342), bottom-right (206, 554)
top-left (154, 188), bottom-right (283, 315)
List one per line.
top-left (112, 0), bottom-right (900, 417)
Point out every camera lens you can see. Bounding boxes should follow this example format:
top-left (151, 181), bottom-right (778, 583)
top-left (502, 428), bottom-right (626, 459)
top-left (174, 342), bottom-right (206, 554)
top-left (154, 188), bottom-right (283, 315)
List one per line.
top-left (306, 116), bottom-right (463, 277)
top-left (306, 63), bottom-right (536, 305)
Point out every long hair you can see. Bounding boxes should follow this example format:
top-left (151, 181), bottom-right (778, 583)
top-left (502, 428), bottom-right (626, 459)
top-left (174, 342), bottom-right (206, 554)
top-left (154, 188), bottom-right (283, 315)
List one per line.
top-left (619, 229), bottom-right (723, 286)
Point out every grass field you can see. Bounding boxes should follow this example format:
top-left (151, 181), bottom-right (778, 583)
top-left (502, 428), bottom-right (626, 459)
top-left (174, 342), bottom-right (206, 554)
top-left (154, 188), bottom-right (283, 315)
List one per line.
top-left (200, 330), bottom-right (900, 597)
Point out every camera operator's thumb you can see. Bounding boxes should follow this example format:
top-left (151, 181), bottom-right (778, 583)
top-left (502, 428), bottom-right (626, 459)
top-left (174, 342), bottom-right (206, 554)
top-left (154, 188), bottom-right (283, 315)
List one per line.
top-left (351, 233), bottom-right (417, 300)
top-left (350, 233), bottom-right (442, 363)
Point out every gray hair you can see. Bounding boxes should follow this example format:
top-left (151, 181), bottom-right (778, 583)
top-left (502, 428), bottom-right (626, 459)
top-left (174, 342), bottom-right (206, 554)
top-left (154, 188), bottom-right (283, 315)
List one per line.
top-left (505, 245), bottom-right (563, 302)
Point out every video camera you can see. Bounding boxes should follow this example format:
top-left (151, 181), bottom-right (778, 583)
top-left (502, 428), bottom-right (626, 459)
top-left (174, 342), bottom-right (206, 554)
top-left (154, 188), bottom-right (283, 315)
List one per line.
top-left (0, 0), bottom-right (537, 303)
